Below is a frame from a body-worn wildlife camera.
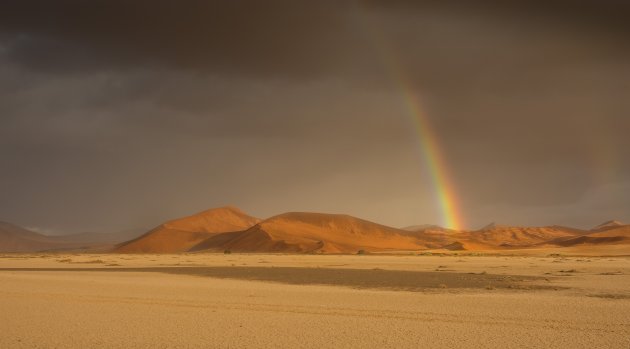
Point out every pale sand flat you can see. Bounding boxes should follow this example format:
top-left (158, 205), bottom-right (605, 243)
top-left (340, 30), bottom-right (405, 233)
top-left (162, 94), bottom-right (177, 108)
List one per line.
top-left (1, 254), bottom-right (629, 348)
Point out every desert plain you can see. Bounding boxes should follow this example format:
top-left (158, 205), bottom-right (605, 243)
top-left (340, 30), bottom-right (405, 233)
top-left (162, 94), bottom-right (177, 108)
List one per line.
top-left (1, 252), bottom-right (629, 348)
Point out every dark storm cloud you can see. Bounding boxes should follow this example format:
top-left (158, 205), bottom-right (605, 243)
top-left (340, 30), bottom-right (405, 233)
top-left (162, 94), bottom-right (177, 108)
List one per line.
top-left (1, 0), bottom-right (629, 77)
top-left (1, 1), bottom-right (629, 232)
top-left (0, 1), bottom-right (376, 77)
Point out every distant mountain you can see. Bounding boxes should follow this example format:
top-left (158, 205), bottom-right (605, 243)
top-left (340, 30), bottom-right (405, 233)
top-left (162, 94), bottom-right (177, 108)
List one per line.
top-left (0, 221), bottom-right (78, 252)
top-left (191, 212), bottom-right (439, 253)
top-left (401, 224), bottom-right (442, 232)
top-left (1, 221), bottom-right (51, 252)
top-left (51, 228), bottom-right (145, 244)
top-left (115, 206), bottom-right (260, 253)
top-left (478, 222), bottom-right (511, 231)
top-left (591, 220), bottom-right (625, 232)
top-left (0, 221), bottom-right (167, 253)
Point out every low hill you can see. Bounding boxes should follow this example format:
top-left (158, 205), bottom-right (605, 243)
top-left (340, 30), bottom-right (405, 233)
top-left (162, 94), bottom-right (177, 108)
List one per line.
top-left (115, 207), bottom-right (260, 253)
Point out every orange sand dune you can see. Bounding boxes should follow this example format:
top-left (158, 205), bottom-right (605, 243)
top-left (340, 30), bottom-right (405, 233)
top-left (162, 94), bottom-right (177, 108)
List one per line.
top-left (453, 225), bottom-right (585, 249)
top-left (545, 225), bottom-right (630, 247)
top-left (188, 213), bottom-right (630, 254)
top-left (401, 224), bottom-right (588, 251)
top-left (115, 206), bottom-right (260, 253)
top-left (590, 225), bottom-right (630, 237)
top-left (60, 205), bottom-right (630, 254)
top-left (191, 212), bottom-right (439, 253)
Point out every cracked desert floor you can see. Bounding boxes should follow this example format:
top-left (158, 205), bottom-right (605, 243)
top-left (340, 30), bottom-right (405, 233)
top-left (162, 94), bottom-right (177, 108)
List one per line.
top-left (1, 253), bottom-right (629, 348)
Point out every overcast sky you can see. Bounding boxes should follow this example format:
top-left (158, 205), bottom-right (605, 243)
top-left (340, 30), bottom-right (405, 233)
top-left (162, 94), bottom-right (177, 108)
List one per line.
top-left (1, 0), bottom-right (629, 233)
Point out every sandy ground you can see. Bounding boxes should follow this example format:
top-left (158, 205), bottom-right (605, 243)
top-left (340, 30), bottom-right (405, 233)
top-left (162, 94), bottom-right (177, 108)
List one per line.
top-left (1, 253), bottom-right (629, 348)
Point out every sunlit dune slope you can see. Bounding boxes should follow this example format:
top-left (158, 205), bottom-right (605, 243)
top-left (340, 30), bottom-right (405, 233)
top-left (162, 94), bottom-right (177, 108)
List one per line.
top-left (191, 212), bottom-right (439, 253)
top-left (115, 207), bottom-right (260, 253)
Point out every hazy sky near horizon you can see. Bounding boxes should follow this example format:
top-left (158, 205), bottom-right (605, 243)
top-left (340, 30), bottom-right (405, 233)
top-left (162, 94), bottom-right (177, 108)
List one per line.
top-left (1, 0), bottom-right (629, 233)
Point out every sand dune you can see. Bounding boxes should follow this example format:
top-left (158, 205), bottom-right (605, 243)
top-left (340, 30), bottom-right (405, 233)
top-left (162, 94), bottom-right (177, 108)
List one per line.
top-left (115, 206), bottom-right (260, 253)
top-left (7, 206), bottom-right (629, 254)
top-left (394, 224), bottom-right (596, 251)
top-left (454, 225), bottom-right (584, 249)
top-left (546, 224), bottom-right (630, 247)
top-left (177, 211), bottom-right (630, 254)
top-left (191, 212), bottom-right (436, 253)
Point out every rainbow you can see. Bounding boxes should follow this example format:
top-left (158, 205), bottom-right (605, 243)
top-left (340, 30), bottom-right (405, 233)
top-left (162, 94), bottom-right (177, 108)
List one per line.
top-left (354, 7), bottom-right (465, 230)
top-left (398, 81), bottom-right (465, 230)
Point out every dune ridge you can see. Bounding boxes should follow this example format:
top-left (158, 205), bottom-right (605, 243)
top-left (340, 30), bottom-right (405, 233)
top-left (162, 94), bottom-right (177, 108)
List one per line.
top-left (188, 213), bottom-right (630, 254)
top-left (3, 207), bottom-right (629, 254)
top-left (191, 212), bottom-right (435, 253)
top-left (114, 206), bottom-right (260, 253)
